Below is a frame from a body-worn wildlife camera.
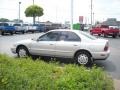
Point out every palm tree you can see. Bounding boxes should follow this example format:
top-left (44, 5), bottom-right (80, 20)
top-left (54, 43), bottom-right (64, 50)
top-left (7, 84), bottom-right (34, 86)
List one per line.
top-left (25, 5), bottom-right (44, 24)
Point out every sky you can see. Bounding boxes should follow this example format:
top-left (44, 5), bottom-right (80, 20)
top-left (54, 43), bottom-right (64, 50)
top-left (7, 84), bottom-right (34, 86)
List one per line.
top-left (0, 0), bottom-right (120, 24)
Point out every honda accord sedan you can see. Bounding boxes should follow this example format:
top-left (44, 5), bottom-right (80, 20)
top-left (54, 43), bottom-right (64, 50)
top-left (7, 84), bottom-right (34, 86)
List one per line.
top-left (11, 29), bottom-right (110, 65)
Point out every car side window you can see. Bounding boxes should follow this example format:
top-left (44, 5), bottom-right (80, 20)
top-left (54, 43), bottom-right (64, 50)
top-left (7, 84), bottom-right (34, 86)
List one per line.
top-left (59, 32), bottom-right (68, 41)
top-left (60, 31), bottom-right (81, 41)
top-left (67, 32), bottom-right (81, 41)
top-left (38, 31), bottom-right (60, 41)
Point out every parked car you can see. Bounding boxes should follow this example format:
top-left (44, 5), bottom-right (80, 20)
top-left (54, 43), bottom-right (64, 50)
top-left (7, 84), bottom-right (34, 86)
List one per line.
top-left (0, 22), bottom-right (15, 35)
top-left (13, 23), bottom-right (25, 34)
top-left (11, 29), bottom-right (110, 65)
top-left (25, 24), bottom-right (38, 33)
top-left (33, 24), bottom-right (46, 32)
top-left (90, 25), bottom-right (119, 38)
top-left (22, 24), bottom-right (29, 32)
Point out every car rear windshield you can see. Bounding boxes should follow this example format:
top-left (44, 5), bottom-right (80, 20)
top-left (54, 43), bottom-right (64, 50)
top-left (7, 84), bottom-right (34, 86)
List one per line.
top-left (0, 23), bottom-right (9, 26)
top-left (13, 24), bottom-right (21, 26)
top-left (80, 31), bottom-right (97, 40)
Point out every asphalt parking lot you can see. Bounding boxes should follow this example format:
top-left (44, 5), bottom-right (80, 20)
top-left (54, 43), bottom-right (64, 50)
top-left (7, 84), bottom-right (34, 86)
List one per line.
top-left (0, 33), bottom-right (120, 80)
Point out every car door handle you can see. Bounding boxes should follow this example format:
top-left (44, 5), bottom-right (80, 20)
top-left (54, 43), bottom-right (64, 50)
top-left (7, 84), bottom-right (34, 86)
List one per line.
top-left (50, 44), bottom-right (54, 45)
top-left (74, 45), bottom-right (78, 46)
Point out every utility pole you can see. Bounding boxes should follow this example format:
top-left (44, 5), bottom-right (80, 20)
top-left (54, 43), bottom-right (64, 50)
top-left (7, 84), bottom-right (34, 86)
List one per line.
top-left (91, 0), bottom-right (93, 27)
top-left (33, 0), bottom-right (34, 5)
top-left (33, 0), bottom-right (35, 24)
top-left (70, 0), bottom-right (73, 30)
top-left (93, 12), bottom-right (94, 25)
top-left (19, 2), bottom-right (21, 23)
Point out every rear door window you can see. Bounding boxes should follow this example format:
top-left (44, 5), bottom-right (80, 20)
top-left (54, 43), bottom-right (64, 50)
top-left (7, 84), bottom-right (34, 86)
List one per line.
top-left (60, 31), bottom-right (81, 41)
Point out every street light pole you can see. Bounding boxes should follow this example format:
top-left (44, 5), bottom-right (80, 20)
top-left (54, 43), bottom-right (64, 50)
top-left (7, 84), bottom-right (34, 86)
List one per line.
top-left (91, 0), bottom-right (93, 26)
top-left (70, 0), bottom-right (73, 30)
top-left (19, 2), bottom-right (21, 23)
top-left (33, 0), bottom-right (34, 5)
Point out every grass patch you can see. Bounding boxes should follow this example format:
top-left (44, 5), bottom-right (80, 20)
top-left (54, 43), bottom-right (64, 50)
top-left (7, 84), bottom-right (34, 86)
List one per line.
top-left (0, 54), bottom-right (114, 90)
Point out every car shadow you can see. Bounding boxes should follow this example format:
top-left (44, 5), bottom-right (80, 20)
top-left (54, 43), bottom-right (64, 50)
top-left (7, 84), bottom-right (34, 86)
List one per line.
top-left (15, 56), bottom-right (117, 75)
top-left (94, 60), bottom-right (116, 72)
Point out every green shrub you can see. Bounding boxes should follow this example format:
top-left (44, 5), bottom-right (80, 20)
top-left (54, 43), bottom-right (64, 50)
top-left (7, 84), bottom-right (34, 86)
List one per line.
top-left (0, 54), bottom-right (114, 90)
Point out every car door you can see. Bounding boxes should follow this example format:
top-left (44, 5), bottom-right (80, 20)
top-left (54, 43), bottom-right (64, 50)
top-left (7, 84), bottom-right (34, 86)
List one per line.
top-left (29, 31), bottom-right (60, 56)
top-left (55, 31), bottom-right (81, 58)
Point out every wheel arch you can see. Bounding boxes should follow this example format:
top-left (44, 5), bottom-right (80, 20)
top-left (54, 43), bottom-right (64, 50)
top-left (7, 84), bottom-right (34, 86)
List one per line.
top-left (74, 49), bottom-right (92, 58)
top-left (16, 44), bottom-right (28, 53)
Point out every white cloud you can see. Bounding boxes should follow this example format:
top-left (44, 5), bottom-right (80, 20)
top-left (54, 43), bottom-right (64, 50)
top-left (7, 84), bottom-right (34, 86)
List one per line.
top-left (0, 0), bottom-right (120, 23)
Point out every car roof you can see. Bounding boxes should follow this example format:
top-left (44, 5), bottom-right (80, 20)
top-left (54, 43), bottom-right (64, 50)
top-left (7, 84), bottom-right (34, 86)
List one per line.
top-left (48, 29), bottom-right (82, 33)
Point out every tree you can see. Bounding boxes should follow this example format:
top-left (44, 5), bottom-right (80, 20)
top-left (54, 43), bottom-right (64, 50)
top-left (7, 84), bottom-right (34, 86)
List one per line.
top-left (0, 18), bottom-right (9, 22)
top-left (25, 5), bottom-right (43, 24)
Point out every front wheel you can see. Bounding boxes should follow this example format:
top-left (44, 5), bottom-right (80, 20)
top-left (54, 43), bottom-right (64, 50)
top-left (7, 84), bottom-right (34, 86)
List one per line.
top-left (75, 51), bottom-right (92, 66)
top-left (1, 31), bottom-right (4, 35)
top-left (17, 46), bottom-right (29, 58)
top-left (10, 32), bottom-right (13, 35)
top-left (22, 31), bottom-right (25, 34)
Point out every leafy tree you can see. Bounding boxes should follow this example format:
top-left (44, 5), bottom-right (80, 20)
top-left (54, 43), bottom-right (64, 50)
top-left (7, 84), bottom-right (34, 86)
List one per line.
top-left (25, 5), bottom-right (43, 24)
top-left (0, 18), bottom-right (9, 22)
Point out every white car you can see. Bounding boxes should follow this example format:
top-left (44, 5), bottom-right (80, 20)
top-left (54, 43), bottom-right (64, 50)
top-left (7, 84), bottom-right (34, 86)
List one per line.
top-left (13, 24), bottom-right (25, 34)
top-left (11, 29), bottom-right (110, 65)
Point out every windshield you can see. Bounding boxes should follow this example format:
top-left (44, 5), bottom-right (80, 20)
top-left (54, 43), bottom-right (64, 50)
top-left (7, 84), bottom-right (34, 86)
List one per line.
top-left (0, 23), bottom-right (9, 26)
top-left (13, 24), bottom-right (21, 26)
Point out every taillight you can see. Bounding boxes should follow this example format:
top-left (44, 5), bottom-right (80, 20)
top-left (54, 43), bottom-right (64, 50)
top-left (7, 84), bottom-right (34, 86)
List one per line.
top-left (104, 42), bottom-right (109, 51)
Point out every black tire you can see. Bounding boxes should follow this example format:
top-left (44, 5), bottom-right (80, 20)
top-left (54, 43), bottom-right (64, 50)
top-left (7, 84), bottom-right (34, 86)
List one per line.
top-left (74, 51), bottom-right (92, 66)
top-left (17, 46), bottom-right (29, 58)
top-left (0, 31), bottom-right (1, 35)
top-left (10, 32), bottom-right (13, 35)
top-left (98, 34), bottom-right (101, 36)
top-left (103, 33), bottom-right (107, 37)
top-left (112, 34), bottom-right (117, 38)
top-left (22, 31), bottom-right (25, 34)
top-left (1, 31), bottom-right (4, 35)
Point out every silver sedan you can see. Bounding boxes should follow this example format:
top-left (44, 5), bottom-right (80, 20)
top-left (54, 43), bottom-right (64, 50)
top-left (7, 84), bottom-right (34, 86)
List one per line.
top-left (11, 29), bottom-right (110, 65)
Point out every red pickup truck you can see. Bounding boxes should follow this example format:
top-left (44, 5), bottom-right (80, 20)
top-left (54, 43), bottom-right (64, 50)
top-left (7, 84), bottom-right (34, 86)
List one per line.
top-left (90, 25), bottom-right (119, 38)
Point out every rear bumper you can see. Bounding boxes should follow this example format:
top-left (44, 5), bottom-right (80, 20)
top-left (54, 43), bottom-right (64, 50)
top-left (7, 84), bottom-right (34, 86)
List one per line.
top-left (92, 49), bottom-right (110, 60)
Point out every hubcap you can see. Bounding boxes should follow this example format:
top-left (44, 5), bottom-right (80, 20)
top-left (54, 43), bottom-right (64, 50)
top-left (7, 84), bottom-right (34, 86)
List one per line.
top-left (18, 49), bottom-right (27, 58)
top-left (77, 54), bottom-right (88, 65)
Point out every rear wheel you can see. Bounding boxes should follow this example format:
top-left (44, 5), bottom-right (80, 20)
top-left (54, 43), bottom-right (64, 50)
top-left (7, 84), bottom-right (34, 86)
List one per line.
top-left (0, 31), bottom-right (2, 35)
top-left (75, 51), bottom-right (92, 66)
top-left (112, 35), bottom-right (116, 38)
top-left (112, 34), bottom-right (118, 38)
top-left (103, 33), bottom-right (107, 37)
top-left (17, 46), bottom-right (29, 58)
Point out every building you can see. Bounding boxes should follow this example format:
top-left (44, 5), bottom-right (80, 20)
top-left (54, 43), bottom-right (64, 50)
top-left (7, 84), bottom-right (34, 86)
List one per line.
top-left (101, 18), bottom-right (120, 28)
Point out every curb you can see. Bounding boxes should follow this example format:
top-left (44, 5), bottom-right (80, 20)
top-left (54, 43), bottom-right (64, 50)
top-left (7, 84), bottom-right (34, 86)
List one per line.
top-left (114, 79), bottom-right (120, 90)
